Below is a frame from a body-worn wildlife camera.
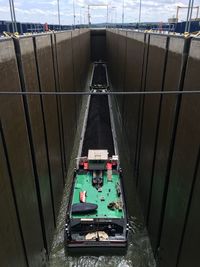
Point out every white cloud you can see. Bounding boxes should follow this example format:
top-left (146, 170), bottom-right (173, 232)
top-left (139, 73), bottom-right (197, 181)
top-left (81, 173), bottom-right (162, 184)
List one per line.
top-left (0, 6), bottom-right (9, 13)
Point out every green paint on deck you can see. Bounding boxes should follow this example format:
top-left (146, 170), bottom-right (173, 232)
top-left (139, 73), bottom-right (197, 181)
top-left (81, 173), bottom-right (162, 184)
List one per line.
top-left (71, 172), bottom-right (124, 219)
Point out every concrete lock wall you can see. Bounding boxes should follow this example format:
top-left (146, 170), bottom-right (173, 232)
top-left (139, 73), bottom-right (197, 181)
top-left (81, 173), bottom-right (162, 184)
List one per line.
top-left (106, 30), bottom-right (200, 267)
top-left (0, 29), bottom-right (90, 266)
top-left (1, 28), bottom-right (199, 267)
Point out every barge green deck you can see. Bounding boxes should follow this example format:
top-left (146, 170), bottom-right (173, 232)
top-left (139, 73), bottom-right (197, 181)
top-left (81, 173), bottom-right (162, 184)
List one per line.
top-left (71, 172), bottom-right (124, 219)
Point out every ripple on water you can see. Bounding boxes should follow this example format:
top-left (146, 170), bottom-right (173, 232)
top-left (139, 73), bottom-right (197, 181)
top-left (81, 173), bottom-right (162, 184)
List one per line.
top-left (49, 212), bottom-right (156, 267)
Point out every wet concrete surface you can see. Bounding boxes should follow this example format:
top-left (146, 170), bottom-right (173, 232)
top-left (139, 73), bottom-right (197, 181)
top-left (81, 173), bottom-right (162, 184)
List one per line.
top-left (0, 38), bottom-right (45, 266)
top-left (48, 69), bottom-right (156, 267)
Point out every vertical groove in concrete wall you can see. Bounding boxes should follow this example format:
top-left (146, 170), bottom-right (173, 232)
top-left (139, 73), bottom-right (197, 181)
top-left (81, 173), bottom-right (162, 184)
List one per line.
top-left (115, 30), bottom-right (127, 113)
top-left (177, 149), bottom-right (200, 267)
top-left (13, 36), bottom-right (55, 254)
top-left (0, 123), bottom-right (27, 267)
top-left (54, 30), bottom-right (90, 170)
top-left (79, 31), bottom-right (84, 90)
top-left (0, 30), bottom-right (91, 265)
top-left (111, 30), bottom-right (119, 89)
top-left (81, 30), bottom-right (91, 87)
top-left (0, 38), bottom-right (45, 267)
top-left (137, 34), bottom-right (169, 220)
top-left (34, 34), bottom-right (64, 218)
top-left (146, 36), bottom-right (170, 225)
top-left (156, 37), bottom-right (191, 265)
top-left (123, 32), bottom-right (146, 179)
top-left (119, 31), bottom-right (128, 121)
top-left (147, 36), bottom-right (187, 253)
top-left (72, 30), bottom-right (82, 115)
top-left (175, 39), bottom-right (200, 267)
top-left (106, 30), bottom-right (200, 267)
top-left (135, 33), bottom-right (148, 180)
top-left (158, 37), bottom-right (200, 267)
top-left (70, 31), bottom-right (77, 123)
top-left (32, 36), bottom-right (57, 228)
top-left (14, 38), bottom-right (49, 256)
top-left (55, 31), bottom-right (75, 168)
top-left (135, 33), bottom-right (150, 184)
top-left (51, 33), bottom-right (66, 178)
top-left (176, 147), bottom-right (200, 267)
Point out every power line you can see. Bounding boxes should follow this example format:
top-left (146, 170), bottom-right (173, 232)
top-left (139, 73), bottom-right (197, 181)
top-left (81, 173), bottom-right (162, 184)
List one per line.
top-left (0, 90), bottom-right (200, 96)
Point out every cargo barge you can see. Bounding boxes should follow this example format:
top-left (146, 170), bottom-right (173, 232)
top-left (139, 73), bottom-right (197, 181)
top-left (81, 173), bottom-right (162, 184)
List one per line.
top-left (65, 63), bottom-right (129, 251)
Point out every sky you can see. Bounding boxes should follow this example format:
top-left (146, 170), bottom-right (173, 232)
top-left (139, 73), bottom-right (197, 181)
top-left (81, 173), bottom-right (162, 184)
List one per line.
top-left (0, 0), bottom-right (200, 25)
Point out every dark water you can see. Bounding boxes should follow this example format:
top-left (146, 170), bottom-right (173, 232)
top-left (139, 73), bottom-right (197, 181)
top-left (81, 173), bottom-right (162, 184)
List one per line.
top-left (49, 93), bottom-right (156, 267)
top-left (49, 179), bottom-right (155, 267)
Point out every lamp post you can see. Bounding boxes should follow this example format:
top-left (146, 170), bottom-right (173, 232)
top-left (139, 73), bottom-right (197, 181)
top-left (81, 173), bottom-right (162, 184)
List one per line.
top-left (188, 0), bottom-right (195, 32)
top-left (106, 4), bottom-right (109, 28)
top-left (87, 4), bottom-right (108, 28)
top-left (57, 0), bottom-right (61, 30)
top-left (83, 10), bottom-right (87, 25)
top-left (73, 0), bottom-right (76, 28)
top-left (138, 0), bottom-right (142, 30)
top-left (111, 7), bottom-right (117, 26)
top-left (80, 6), bottom-right (85, 26)
top-left (9, 0), bottom-right (17, 32)
top-left (122, 0), bottom-right (125, 26)
top-left (9, 0), bottom-right (14, 32)
top-left (80, 8), bottom-right (82, 25)
top-left (185, 0), bottom-right (192, 32)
